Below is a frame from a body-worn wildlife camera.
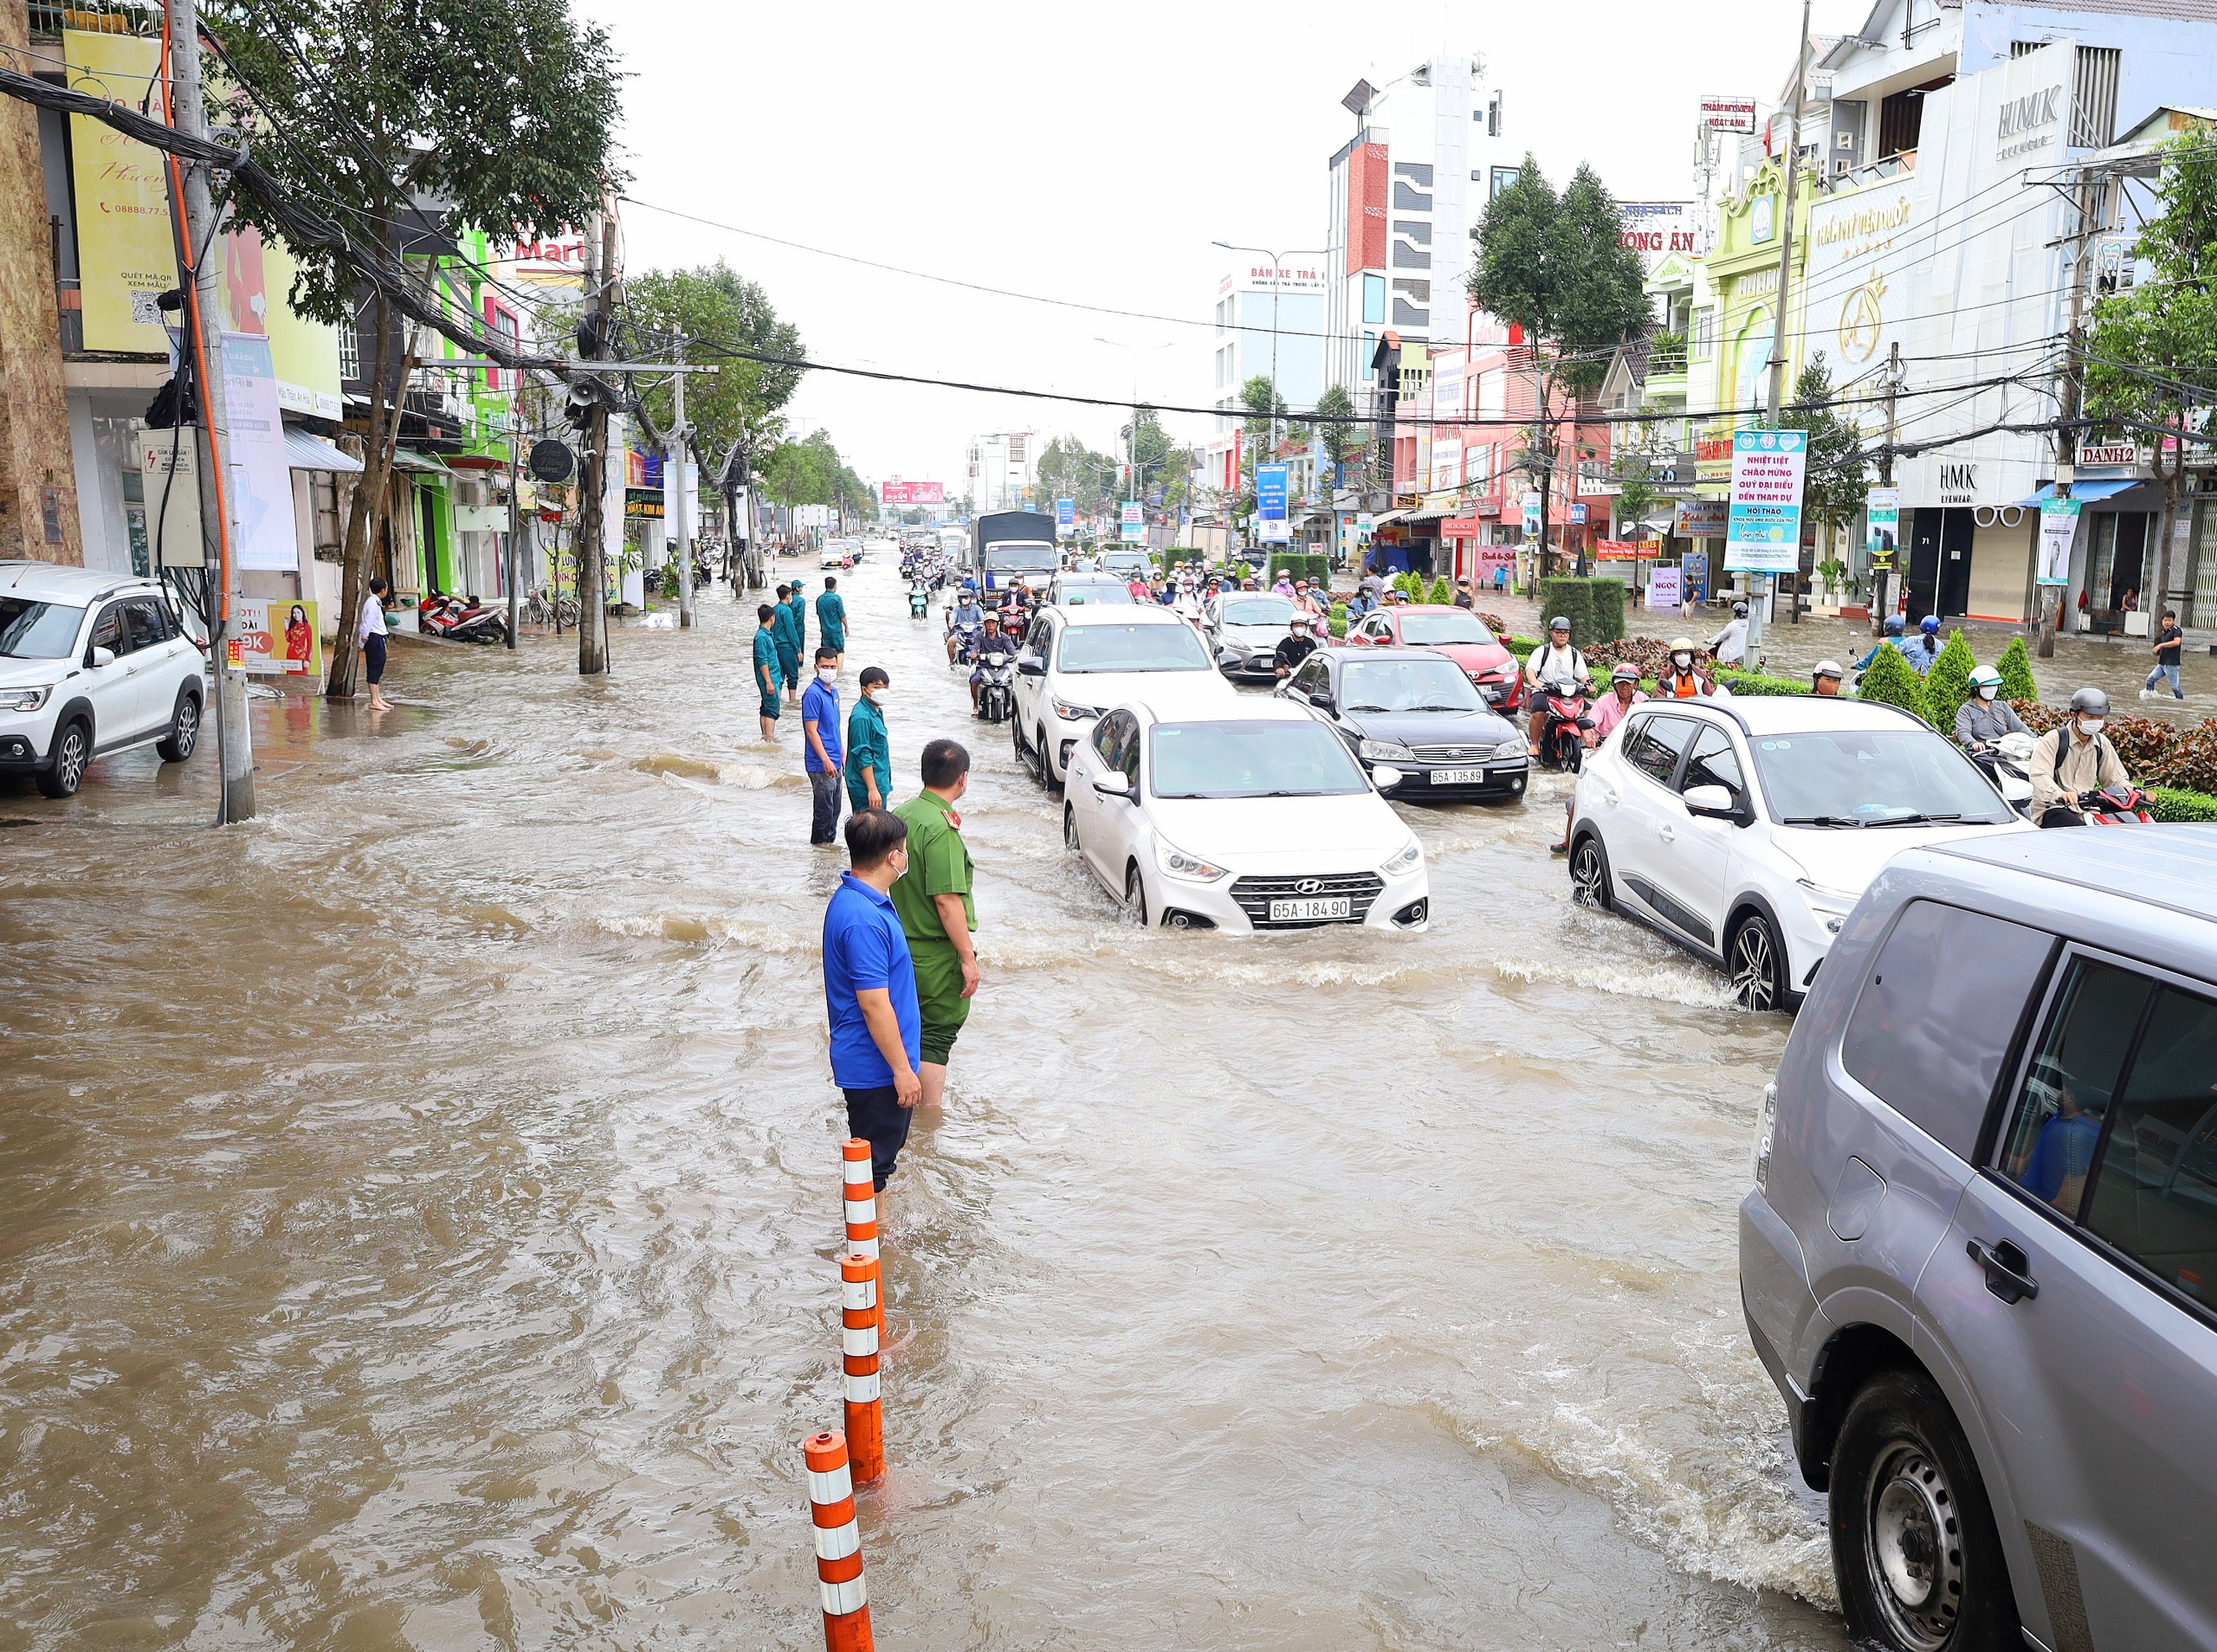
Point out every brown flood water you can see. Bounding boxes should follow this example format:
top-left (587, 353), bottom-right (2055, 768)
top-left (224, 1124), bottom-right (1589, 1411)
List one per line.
top-left (1, 557), bottom-right (1850, 1649)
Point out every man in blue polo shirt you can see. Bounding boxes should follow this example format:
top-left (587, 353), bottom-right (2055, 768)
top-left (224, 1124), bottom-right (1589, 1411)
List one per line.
top-left (801, 645), bottom-right (843, 845)
top-left (822, 808), bottom-right (922, 1190)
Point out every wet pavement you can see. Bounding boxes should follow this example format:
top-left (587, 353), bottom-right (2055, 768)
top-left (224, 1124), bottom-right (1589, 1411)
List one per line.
top-left (2, 555), bottom-right (1850, 1648)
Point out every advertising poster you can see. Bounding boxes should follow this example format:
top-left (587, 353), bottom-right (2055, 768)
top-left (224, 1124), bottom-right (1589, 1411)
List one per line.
top-left (1521, 491), bottom-right (1542, 535)
top-left (66, 30), bottom-right (174, 352)
top-left (1724, 429), bottom-right (1807, 574)
top-left (1865, 486), bottom-right (1900, 567)
top-left (1673, 498), bottom-right (1730, 539)
top-left (1119, 501), bottom-right (1145, 545)
top-left (222, 334), bottom-right (300, 573)
top-left (228, 598), bottom-right (322, 679)
top-left (1055, 497), bottom-right (1076, 537)
top-left (1682, 548), bottom-right (1709, 602)
top-left (1255, 463), bottom-right (1289, 544)
top-left (2037, 497), bottom-right (2079, 585)
top-left (1647, 566), bottom-right (1683, 610)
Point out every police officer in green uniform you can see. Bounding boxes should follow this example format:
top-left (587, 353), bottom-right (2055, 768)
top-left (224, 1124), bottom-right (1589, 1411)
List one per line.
top-left (889, 738), bottom-right (977, 1109)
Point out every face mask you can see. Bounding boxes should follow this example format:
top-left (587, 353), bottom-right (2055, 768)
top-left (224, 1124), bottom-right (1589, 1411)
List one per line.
top-left (2079, 717), bottom-right (2104, 736)
top-left (816, 668), bottom-right (836, 683)
top-left (1671, 653), bottom-right (1692, 670)
top-left (1977, 685), bottom-right (1998, 700)
top-left (866, 687), bottom-right (886, 705)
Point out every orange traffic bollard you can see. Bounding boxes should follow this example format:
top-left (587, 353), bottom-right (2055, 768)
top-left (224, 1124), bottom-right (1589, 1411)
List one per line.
top-left (840, 1252), bottom-right (884, 1484)
top-left (804, 1429), bottom-right (875, 1652)
top-left (842, 1138), bottom-right (882, 1337)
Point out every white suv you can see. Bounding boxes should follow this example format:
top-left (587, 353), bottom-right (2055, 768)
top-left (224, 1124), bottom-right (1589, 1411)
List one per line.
top-left (1011, 603), bottom-right (1234, 787)
top-left (1567, 695), bottom-right (2032, 1010)
top-left (0, 561), bottom-right (207, 798)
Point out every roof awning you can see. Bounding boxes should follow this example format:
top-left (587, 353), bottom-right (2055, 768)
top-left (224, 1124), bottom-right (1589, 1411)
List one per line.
top-left (2017, 479), bottom-right (2142, 506)
top-left (1371, 509), bottom-right (1410, 526)
top-left (283, 429), bottom-right (364, 473)
top-left (1403, 505), bottom-right (1456, 523)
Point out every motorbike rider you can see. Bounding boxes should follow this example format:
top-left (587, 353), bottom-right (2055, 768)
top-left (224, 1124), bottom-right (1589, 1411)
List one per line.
top-left (1854, 613), bottom-right (1917, 673)
top-left (1273, 613), bottom-right (1320, 679)
top-left (1954, 667), bottom-right (2029, 754)
top-left (945, 585), bottom-right (985, 666)
top-left (968, 615), bottom-right (1011, 712)
top-left (1587, 663), bottom-right (1648, 746)
top-left (1657, 637), bottom-right (1719, 700)
top-left (1708, 601), bottom-right (1749, 668)
top-left (1524, 616), bottom-right (1591, 752)
top-left (1811, 660), bottom-right (1849, 698)
top-left (2029, 687), bottom-right (2131, 828)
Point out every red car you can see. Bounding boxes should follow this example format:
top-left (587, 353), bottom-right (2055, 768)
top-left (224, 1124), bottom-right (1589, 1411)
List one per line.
top-left (1341, 603), bottom-right (1524, 711)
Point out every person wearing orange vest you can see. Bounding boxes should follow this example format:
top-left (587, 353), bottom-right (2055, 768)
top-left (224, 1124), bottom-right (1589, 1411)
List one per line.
top-left (1658, 637), bottom-right (1721, 699)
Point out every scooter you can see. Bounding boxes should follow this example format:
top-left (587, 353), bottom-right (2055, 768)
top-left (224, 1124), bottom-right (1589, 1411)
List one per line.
top-left (909, 584), bottom-right (930, 621)
top-left (2081, 784), bottom-right (2156, 825)
top-left (419, 591), bottom-right (507, 645)
top-left (1536, 681), bottom-right (1596, 773)
top-left (973, 649), bottom-right (1015, 724)
top-left (1971, 730), bottom-right (2038, 817)
top-left (948, 619), bottom-right (983, 669)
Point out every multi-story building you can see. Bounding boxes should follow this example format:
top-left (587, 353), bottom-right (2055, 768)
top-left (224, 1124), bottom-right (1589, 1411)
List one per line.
top-left (966, 432), bottom-right (1037, 513)
top-left (1204, 260), bottom-right (1326, 500)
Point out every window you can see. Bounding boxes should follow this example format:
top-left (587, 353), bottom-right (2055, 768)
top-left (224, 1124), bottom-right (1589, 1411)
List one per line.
top-left (1393, 182), bottom-right (1433, 212)
top-left (1749, 728), bottom-right (2016, 826)
top-left (1393, 278), bottom-right (1431, 305)
top-left (1842, 903), bottom-right (2056, 1159)
top-left (1148, 720), bottom-right (1366, 798)
top-left (1622, 714), bottom-right (1697, 786)
top-left (1292, 654), bottom-right (1330, 697)
top-left (1679, 726), bottom-right (1744, 800)
top-left (2080, 983), bottom-right (2217, 1306)
top-left (1393, 219), bottom-right (1432, 246)
top-left (1490, 166), bottom-right (1520, 200)
top-left (2000, 958), bottom-right (2153, 1219)
top-left (1689, 307), bottom-right (1716, 360)
top-left (1393, 161), bottom-right (1433, 186)
top-left (122, 601), bottom-right (165, 651)
top-left (1362, 332), bottom-right (1377, 379)
top-left (1091, 710), bottom-right (1130, 766)
top-left (2071, 46), bottom-right (2120, 149)
top-left (90, 603), bottom-right (131, 656)
top-left (1393, 243), bottom-right (1432, 271)
top-left (1362, 273), bottom-right (1386, 326)
top-left (1392, 300), bottom-right (1430, 327)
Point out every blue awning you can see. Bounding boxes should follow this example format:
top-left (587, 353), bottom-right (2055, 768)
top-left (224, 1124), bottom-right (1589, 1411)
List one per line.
top-left (2016, 479), bottom-right (2142, 506)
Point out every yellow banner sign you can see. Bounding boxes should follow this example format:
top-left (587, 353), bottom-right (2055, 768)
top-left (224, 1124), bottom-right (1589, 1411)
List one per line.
top-left (66, 29), bottom-right (174, 352)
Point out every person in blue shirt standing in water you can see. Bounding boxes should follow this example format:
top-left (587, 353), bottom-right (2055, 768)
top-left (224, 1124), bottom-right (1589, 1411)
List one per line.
top-left (820, 809), bottom-right (921, 1191)
top-left (753, 603), bottom-right (783, 743)
top-left (818, 575), bottom-right (848, 672)
top-left (802, 646), bottom-right (844, 845)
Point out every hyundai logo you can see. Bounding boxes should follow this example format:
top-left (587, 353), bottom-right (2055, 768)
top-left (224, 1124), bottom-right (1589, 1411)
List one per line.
top-left (1296, 877), bottom-right (1322, 894)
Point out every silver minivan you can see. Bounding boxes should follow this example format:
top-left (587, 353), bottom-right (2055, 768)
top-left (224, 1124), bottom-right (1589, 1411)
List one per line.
top-left (1742, 828), bottom-right (2217, 1652)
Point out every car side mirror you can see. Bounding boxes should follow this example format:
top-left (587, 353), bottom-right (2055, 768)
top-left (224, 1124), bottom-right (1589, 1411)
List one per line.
top-left (88, 645), bottom-right (116, 668)
top-left (1093, 771), bottom-right (1131, 799)
top-left (1683, 784), bottom-right (1749, 824)
top-left (1309, 691), bottom-right (1335, 713)
top-left (1017, 658), bottom-right (1045, 676)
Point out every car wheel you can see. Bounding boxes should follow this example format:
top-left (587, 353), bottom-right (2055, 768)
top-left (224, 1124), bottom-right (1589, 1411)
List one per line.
top-left (1125, 861), bottom-right (1150, 927)
top-left (1063, 802), bottom-right (1080, 852)
top-left (1729, 910), bottom-right (1787, 1012)
top-left (1831, 1367), bottom-right (2018, 1652)
top-left (1570, 833), bottom-right (1613, 910)
top-left (156, 688), bottom-right (201, 762)
top-left (36, 719), bottom-right (89, 799)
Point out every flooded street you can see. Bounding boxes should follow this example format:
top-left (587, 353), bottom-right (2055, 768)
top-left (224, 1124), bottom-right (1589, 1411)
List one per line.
top-left (2, 558), bottom-right (1846, 1649)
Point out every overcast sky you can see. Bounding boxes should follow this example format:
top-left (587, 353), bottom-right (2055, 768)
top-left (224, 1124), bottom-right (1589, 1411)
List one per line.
top-left (574, 0), bottom-right (1870, 493)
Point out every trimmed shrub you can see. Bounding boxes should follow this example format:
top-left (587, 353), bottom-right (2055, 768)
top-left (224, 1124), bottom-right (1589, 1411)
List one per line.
top-left (1858, 642), bottom-right (1930, 723)
top-left (1538, 575), bottom-right (1628, 646)
top-left (1922, 629), bottom-right (1978, 728)
top-left (1995, 636), bottom-right (2039, 703)
top-left (2150, 786), bottom-right (2217, 823)
top-left (1502, 635), bottom-right (1543, 659)
top-left (1328, 601), bottom-right (1348, 639)
top-left (1425, 575), bottom-right (1454, 605)
top-left (1716, 668), bottom-right (1815, 697)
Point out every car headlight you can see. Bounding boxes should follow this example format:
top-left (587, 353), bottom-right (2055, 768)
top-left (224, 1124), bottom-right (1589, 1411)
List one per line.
top-left (1358, 739), bottom-right (1417, 761)
top-left (1490, 739), bottom-right (1528, 760)
top-left (0, 685), bottom-right (54, 713)
top-left (1379, 838), bottom-right (1424, 877)
top-left (1796, 877), bottom-right (1858, 933)
top-left (1154, 837), bottom-right (1229, 882)
top-left (1050, 696), bottom-right (1101, 721)
top-left (1753, 1082), bottom-right (1777, 1191)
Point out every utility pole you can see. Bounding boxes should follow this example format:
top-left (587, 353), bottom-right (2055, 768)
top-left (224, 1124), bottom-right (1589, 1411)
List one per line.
top-left (2040, 163), bottom-right (2098, 659)
top-left (577, 204), bottom-right (614, 676)
top-left (164, 0), bottom-right (252, 823)
top-left (1751, 0), bottom-right (1813, 655)
top-left (504, 392), bottom-right (522, 651)
top-left (1872, 340), bottom-right (1901, 636)
top-left (672, 337), bottom-right (695, 629)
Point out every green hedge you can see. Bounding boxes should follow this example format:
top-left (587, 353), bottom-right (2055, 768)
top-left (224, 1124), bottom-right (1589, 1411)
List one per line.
top-left (1262, 552), bottom-right (1328, 587)
top-left (1714, 668), bottom-right (1815, 696)
top-left (1328, 601), bottom-right (1348, 640)
top-left (2150, 787), bottom-right (2217, 823)
top-left (1538, 575), bottom-right (1627, 646)
top-left (1858, 643), bottom-right (1930, 722)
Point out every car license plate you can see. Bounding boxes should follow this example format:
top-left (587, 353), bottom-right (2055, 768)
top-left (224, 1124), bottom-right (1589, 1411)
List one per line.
top-left (1430, 767), bottom-right (1487, 784)
top-left (1269, 896), bottom-right (1352, 922)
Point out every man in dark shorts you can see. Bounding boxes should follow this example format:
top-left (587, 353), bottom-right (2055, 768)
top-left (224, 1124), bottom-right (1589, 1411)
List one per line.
top-left (753, 603), bottom-right (782, 741)
top-left (889, 739), bottom-right (977, 1110)
top-left (821, 808), bottom-right (921, 1191)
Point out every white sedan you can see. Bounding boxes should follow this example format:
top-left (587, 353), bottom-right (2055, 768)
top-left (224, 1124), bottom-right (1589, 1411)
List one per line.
top-left (1567, 695), bottom-right (2033, 1010)
top-left (1063, 697), bottom-right (1430, 932)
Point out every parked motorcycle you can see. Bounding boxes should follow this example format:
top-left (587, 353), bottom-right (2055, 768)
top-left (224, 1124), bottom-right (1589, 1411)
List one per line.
top-left (419, 591), bottom-right (507, 645)
top-left (1536, 680), bottom-right (1596, 773)
top-left (974, 649), bottom-right (1015, 724)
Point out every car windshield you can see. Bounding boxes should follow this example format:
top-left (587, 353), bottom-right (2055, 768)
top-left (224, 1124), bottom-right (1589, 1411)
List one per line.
top-left (1340, 656), bottom-right (1484, 713)
top-left (1754, 728), bottom-right (2016, 826)
top-left (986, 543), bottom-right (1057, 571)
top-left (1060, 582), bottom-right (1134, 605)
top-left (1150, 720), bottom-right (1369, 798)
top-left (1397, 612), bottom-right (1493, 646)
top-left (1221, 596), bottom-right (1296, 627)
top-left (1056, 622), bottom-right (1212, 674)
top-left (0, 597), bottom-right (85, 660)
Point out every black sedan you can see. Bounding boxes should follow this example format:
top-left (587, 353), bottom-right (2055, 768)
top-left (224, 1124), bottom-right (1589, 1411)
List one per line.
top-left (1275, 645), bottom-right (1529, 803)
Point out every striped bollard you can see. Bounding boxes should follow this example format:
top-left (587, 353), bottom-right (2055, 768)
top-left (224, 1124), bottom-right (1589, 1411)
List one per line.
top-left (840, 1252), bottom-right (885, 1483)
top-left (842, 1139), bottom-right (882, 1336)
top-left (804, 1429), bottom-right (875, 1652)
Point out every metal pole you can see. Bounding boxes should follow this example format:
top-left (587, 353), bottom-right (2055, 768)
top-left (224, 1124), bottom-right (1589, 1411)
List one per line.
top-left (2040, 164), bottom-right (2095, 660)
top-left (504, 408), bottom-right (521, 650)
top-left (1874, 340), bottom-right (1901, 636)
top-left (1750, 0), bottom-right (1812, 655)
top-left (577, 204), bottom-right (611, 676)
top-left (673, 339), bottom-right (695, 629)
top-left (164, 0), bottom-right (252, 823)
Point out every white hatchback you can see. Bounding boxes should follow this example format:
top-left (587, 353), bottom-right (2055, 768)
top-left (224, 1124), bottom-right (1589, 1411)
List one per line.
top-left (1567, 695), bottom-right (2033, 1010)
top-left (1011, 602), bottom-right (1234, 788)
top-left (0, 561), bottom-right (207, 797)
top-left (1063, 697), bottom-right (1429, 933)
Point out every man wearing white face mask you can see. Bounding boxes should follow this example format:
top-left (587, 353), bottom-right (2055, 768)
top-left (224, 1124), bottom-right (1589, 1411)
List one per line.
top-left (844, 667), bottom-right (892, 812)
top-left (802, 647), bottom-right (845, 845)
top-left (2029, 687), bottom-right (2130, 827)
top-left (1952, 667), bottom-right (2027, 754)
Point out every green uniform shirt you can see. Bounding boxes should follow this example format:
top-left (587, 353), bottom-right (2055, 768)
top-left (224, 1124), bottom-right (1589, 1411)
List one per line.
top-left (845, 697), bottom-right (890, 800)
top-left (890, 791), bottom-right (975, 1023)
top-left (786, 593), bottom-right (809, 650)
top-left (753, 625), bottom-right (780, 692)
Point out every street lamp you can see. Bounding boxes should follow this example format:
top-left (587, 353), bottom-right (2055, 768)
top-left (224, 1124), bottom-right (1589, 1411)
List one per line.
top-left (1212, 241), bottom-right (1328, 515)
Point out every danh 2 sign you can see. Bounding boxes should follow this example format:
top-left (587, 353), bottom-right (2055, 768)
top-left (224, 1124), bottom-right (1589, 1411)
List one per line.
top-left (1724, 429), bottom-right (1807, 575)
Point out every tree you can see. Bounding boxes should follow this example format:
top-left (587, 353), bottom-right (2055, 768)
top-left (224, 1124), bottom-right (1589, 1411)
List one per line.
top-left (1858, 642), bottom-right (1929, 724)
top-left (1119, 405), bottom-right (1195, 519)
top-left (1996, 635), bottom-right (2040, 703)
top-left (1923, 629), bottom-right (1978, 727)
top-left (1313, 384), bottom-right (1365, 481)
top-left (1470, 158), bottom-right (1650, 581)
top-left (210, 0), bottom-right (624, 700)
top-left (624, 261), bottom-right (805, 469)
top-left (1781, 353), bottom-right (1869, 618)
top-left (2084, 131), bottom-right (2217, 623)
top-left (1036, 436), bottom-right (1121, 519)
